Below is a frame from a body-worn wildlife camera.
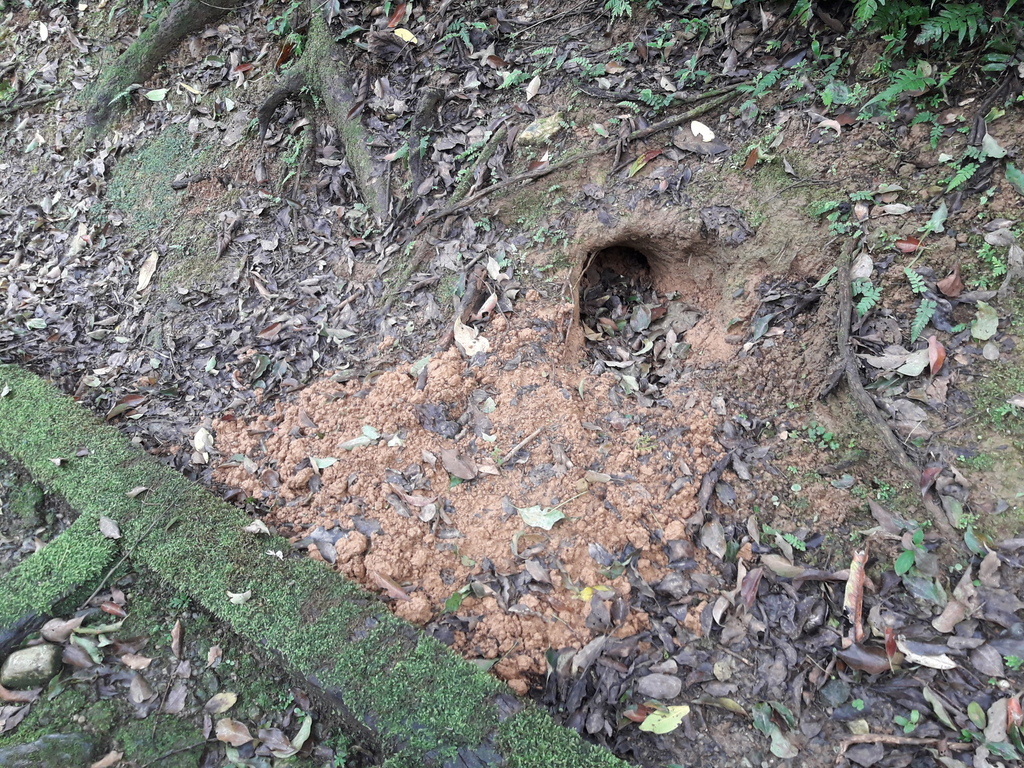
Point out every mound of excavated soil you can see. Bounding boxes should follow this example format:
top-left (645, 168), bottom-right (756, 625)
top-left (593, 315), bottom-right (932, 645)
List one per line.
top-left (214, 295), bottom-right (724, 692)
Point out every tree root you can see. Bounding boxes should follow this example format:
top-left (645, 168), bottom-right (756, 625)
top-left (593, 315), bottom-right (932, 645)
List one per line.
top-left (0, 91), bottom-right (60, 120)
top-left (257, 68), bottom-right (305, 142)
top-left (835, 240), bottom-right (959, 542)
top-left (84, 0), bottom-right (248, 135)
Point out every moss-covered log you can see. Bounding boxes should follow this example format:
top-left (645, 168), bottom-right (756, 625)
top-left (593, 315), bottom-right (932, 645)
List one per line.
top-left (0, 364), bottom-right (627, 768)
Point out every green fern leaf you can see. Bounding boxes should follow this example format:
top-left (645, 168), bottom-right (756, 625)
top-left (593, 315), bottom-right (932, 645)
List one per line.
top-left (792, 0), bottom-right (812, 26)
top-left (910, 298), bottom-right (937, 342)
top-left (853, 0), bottom-right (880, 28)
top-left (946, 162), bottom-right (979, 192)
top-left (862, 68), bottom-right (935, 111)
top-left (904, 267), bottom-right (928, 294)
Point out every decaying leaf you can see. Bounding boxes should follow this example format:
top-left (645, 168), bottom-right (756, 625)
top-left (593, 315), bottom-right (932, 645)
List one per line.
top-left (927, 335), bottom-right (946, 376)
top-left (936, 263), bottom-right (963, 297)
top-left (40, 615), bottom-right (85, 643)
top-left (226, 590), bottom-right (252, 605)
top-left (971, 301), bottom-right (999, 340)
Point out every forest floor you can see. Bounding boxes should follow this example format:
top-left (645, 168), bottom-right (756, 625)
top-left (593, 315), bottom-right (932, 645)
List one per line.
top-left (2, 1), bottom-right (1024, 766)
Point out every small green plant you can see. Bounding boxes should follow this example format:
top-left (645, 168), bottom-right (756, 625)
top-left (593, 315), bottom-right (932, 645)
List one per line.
top-left (894, 528), bottom-right (926, 575)
top-left (1005, 655), bottom-right (1024, 671)
top-left (806, 421), bottom-right (839, 451)
top-left (851, 699), bottom-right (865, 711)
top-left (893, 709), bottom-right (921, 734)
top-left (762, 524), bottom-right (807, 552)
top-left (635, 434), bottom-right (657, 455)
top-left (852, 278), bottom-right (882, 317)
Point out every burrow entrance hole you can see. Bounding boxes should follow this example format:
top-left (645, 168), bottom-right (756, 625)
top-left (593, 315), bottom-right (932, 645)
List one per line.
top-left (577, 242), bottom-right (704, 398)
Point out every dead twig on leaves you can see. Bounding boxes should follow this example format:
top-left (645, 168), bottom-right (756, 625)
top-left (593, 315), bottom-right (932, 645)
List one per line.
top-left (834, 734), bottom-right (970, 765)
top-left (410, 86), bottom-right (744, 236)
top-left (0, 92), bottom-right (60, 119)
top-left (500, 425), bottom-right (546, 466)
top-left (834, 240), bottom-right (959, 542)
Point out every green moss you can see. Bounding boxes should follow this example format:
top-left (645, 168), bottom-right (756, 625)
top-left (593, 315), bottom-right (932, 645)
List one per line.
top-left (498, 707), bottom-right (624, 768)
top-left (9, 482), bottom-right (43, 523)
top-left (118, 717), bottom-right (203, 768)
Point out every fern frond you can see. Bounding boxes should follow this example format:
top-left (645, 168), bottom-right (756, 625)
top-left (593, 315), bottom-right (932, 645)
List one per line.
top-left (946, 162), bottom-right (979, 192)
top-left (853, 0), bottom-right (880, 28)
top-left (904, 267), bottom-right (928, 294)
top-left (792, 0), bottom-right (812, 26)
top-left (915, 3), bottom-right (987, 46)
top-left (910, 298), bottom-right (937, 342)
top-left (862, 68), bottom-right (935, 110)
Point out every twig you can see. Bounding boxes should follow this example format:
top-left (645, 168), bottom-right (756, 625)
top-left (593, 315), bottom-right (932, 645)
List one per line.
top-left (500, 426), bottom-right (546, 466)
top-left (835, 734), bottom-right (970, 765)
top-left (139, 740), bottom-right (213, 768)
top-left (0, 92), bottom-right (60, 119)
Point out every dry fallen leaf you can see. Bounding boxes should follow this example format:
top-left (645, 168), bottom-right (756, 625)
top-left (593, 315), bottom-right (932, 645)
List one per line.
top-left (136, 251), bottom-right (159, 292)
top-left (121, 653), bottom-right (153, 670)
top-left (936, 262), bottom-right (964, 298)
top-left (170, 619), bottom-right (183, 658)
top-left (40, 615), bottom-right (85, 643)
top-left (215, 718), bottom-right (254, 747)
top-left (99, 516), bottom-right (121, 539)
top-left (690, 120), bottom-right (714, 141)
top-left (368, 568), bottom-right (412, 601)
top-left (453, 318), bottom-right (490, 357)
top-left (90, 751), bottom-right (123, 768)
top-left (205, 691), bottom-right (238, 714)
top-left (928, 335), bottom-right (946, 376)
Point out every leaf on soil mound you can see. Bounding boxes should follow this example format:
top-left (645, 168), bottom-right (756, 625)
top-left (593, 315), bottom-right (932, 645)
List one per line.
top-left (99, 515), bottom-right (121, 539)
top-left (144, 88), bottom-right (168, 102)
top-left (517, 505), bottom-right (565, 530)
top-left (937, 262), bottom-right (963, 297)
top-left (368, 569), bottom-right (412, 601)
top-left (639, 704), bottom-right (690, 734)
top-left (205, 691), bottom-right (238, 714)
top-left (971, 301), bottom-right (998, 340)
top-left (216, 718), bottom-right (253, 747)
top-left (453, 318), bottom-right (490, 357)
top-left (441, 448), bottom-right (477, 480)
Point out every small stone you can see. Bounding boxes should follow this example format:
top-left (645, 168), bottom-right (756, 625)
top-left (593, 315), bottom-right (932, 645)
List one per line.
top-left (637, 672), bottom-right (682, 700)
top-left (517, 113), bottom-right (563, 146)
top-left (649, 659), bottom-right (678, 675)
top-left (724, 334), bottom-right (744, 345)
top-left (1, 643), bottom-right (62, 689)
top-left (820, 678), bottom-right (851, 707)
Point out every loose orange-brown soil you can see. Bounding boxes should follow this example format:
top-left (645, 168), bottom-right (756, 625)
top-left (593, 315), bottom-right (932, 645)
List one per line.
top-left (215, 295), bottom-right (724, 692)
